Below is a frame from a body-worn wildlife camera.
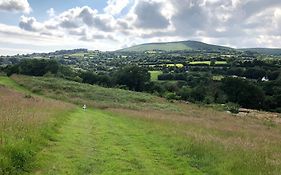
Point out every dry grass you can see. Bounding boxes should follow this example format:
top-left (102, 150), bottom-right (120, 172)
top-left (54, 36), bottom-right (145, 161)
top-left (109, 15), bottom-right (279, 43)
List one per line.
top-left (110, 106), bottom-right (281, 145)
top-left (0, 86), bottom-right (74, 174)
top-left (8, 75), bottom-right (281, 174)
top-left (11, 75), bottom-right (181, 112)
top-left (108, 106), bottom-right (281, 173)
top-left (0, 86), bottom-right (73, 144)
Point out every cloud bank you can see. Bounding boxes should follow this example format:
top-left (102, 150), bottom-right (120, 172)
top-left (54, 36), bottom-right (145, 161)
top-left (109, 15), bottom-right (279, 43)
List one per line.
top-left (0, 0), bottom-right (31, 13)
top-left (1, 0), bottom-right (281, 54)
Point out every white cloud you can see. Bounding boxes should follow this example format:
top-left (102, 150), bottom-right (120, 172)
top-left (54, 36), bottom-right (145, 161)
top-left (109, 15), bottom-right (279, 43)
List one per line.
top-left (134, 0), bottom-right (170, 29)
top-left (104, 0), bottom-right (130, 15)
top-left (0, 0), bottom-right (31, 13)
top-left (19, 15), bottom-right (43, 32)
top-left (0, 23), bottom-right (118, 55)
top-left (47, 8), bottom-right (55, 17)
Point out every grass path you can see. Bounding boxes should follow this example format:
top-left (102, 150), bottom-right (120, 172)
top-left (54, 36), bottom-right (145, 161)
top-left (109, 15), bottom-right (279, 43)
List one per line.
top-left (0, 76), bottom-right (29, 93)
top-left (32, 109), bottom-right (202, 175)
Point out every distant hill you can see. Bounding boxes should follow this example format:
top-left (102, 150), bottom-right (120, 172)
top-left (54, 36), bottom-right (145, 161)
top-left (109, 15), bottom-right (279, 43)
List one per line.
top-left (118, 40), bottom-right (233, 52)
top-left (238, 48), bottom-right (281, 55)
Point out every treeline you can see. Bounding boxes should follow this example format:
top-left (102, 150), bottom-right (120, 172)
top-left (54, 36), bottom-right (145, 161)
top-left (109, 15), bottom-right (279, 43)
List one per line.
top-left (3, 59), bottom-right (151, 92)
top-left (4, 59), bottom-right (59, 76)
top-left (79, 66), bottom-right (150, 92)
top-left (3, 59), bottom-right (281, 113)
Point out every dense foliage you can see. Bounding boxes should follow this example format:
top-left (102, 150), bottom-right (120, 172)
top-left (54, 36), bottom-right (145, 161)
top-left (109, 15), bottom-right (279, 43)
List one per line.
top-left (5, 59), bottom-right (59, 76)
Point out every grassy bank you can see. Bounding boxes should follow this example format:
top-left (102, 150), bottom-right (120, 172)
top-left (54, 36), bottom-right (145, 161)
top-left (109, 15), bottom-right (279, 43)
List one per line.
top-left (11, 75), bottom-right (180, 112)
top-left (0, 77), bottom-right (75, 174)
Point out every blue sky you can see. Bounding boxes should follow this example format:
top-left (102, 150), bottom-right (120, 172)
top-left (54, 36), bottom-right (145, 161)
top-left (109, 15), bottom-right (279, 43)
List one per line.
top-left (0, 0), bottom-right (281, 55)
top-left (0, 0), bottom-right (107, 25)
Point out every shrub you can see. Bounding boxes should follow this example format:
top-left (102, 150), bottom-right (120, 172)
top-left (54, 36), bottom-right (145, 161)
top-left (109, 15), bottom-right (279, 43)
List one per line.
top-left (31, 87), bottom-right (42, 94)
top-left (24, 94), bottom-right (32, 99)
top-left (165, 92), bottom-right (180, 101)
top-left (225, 102), bottom-right (240, 114)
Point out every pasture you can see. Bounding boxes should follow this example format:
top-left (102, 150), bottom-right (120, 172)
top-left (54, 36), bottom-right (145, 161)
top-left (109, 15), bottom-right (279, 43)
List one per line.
top-left (149, 70), bottom-right (163, 81)
top-left (166, 63), bottom-right (184, 68)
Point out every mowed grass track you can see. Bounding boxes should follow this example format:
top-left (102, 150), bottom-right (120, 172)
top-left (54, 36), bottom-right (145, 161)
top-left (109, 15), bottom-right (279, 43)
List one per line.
top-left (33, 109), bottom-right (201, 175)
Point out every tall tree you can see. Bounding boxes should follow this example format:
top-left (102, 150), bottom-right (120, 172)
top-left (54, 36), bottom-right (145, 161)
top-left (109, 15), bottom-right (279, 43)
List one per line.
top-left (115, 66), bottom-right (150, 91)
top-left (221, 77), bottom-right (265, 109)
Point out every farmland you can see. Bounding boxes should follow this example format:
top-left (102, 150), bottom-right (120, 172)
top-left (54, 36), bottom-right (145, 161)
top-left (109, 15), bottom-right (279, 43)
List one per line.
top-left (149, 71), bottom-right (163, 81)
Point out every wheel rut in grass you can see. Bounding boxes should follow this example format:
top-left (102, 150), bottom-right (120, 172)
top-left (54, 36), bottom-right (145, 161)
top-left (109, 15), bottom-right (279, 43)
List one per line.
top-left (33, 109), bottom-right (202, 175)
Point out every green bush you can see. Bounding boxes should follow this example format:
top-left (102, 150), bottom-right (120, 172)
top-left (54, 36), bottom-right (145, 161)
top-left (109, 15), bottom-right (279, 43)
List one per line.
top-left (225, 102), bottom-right (240, 114)
top-left (31, 87), bottom-right (42, 94)
top-left (165, 92), bottom-right (180, 101)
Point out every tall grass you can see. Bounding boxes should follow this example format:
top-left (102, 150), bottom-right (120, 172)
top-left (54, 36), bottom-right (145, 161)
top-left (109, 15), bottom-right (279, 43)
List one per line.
top-left (11, 75), bottom-right (180, 112)
top-left (0, 86), bottom-right (74, 174)
top-left (108, 108), bottom-right (281, 174)
top-left (10, 75), bottom-right (281, 174)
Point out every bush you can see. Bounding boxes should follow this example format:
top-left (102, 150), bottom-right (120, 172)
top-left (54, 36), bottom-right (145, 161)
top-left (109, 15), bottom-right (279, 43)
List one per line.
top-left (225, 102), bottom-right (240, 114)
top-left (164, 92), bottom-right (180, 101)
top-left (31, 87), bottom-right (42, 94)
top-left (24, 94), bottom-right (32, 99)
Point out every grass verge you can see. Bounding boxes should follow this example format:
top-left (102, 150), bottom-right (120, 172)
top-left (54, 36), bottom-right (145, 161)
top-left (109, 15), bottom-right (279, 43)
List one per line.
top-left (0, 79), bottom-right (75, 174)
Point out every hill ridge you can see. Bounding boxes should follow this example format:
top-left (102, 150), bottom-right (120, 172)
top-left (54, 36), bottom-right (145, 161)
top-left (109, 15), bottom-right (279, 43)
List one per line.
top-left (118, 40), bottom-right (233, 52)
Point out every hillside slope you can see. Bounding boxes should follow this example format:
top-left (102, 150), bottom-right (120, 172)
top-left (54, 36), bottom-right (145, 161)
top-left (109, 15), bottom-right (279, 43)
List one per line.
top-left (239, 48), bottom-right (281, 55)
top-left (1, 75), bottom-right (281, 174)
top-left (118, 40), bottom-right (233, 52)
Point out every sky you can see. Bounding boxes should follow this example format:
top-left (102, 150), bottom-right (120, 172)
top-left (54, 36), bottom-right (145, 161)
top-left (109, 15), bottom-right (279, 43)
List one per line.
top-left (0, 0), bottom-right (281, 55)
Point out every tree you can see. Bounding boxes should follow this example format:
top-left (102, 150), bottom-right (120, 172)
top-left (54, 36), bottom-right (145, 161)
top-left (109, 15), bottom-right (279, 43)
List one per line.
top-left (267, 70), bottom-right (280, 81)
top-left (5, 59), bottom-right (59, 76)
top-left (114, 66), bottom-right (150, 91)
top-left (221, 77), bottom-right (265, 109)
top-left (244, 67), bottom-right (266, 80)
top-left (190, 86), bottom-right (207, 102)
top-left (80, 72), bottom-right (98, 85)
top-left (226, 67), bottom-right (244, 77)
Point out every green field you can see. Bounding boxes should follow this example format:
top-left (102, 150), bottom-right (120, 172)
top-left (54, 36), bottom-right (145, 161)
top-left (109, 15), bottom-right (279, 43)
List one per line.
top-left (120, 43), bottom-right (192, 52)
top-left (149, 71), bottom-right (163, 81)
top-left (0, 75), bottom-right (281, 174)
top-left (212, 75), bottom-right (224, 81)
top-left (189, 61), bottom-right (227, 65)
top-left (119, 40), bottom-right (232, 52)
top-left (69, 52), bottom-right (86, 58)
top-left (165, 64), bottom-right (184, 68)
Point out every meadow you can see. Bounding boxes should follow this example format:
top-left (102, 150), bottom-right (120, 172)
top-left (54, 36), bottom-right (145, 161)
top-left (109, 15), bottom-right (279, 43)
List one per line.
top-left (11, 75), bottom-right (180, 112)
top-left (0, 75), bottom-right (280, 174)
top-left (0, 77), bottom-right (75, 174)
top-left (149, 70), bottom-right (163, 81)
